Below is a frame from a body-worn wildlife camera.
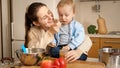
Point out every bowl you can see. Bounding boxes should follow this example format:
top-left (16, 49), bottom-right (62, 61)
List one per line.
top-left (15, 48), bottom-right (45, 66)
top-left (99, 48), bottom-right (120, 68)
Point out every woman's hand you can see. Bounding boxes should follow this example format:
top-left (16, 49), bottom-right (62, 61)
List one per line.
top-left (65, 49), bottom-right (83, 62)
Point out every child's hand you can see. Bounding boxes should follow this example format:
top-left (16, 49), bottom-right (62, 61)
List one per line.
top-left (48, 19), bottom-right (61, 34)
top-left (53, 19), bottom-right (61, 32)
top-left (47, 43), bottom-right (56, 47)
top-left (62, 45), bottom-right (70, 51)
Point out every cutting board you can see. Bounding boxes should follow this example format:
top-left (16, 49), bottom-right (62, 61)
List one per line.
top-left (20, 60), bottom-right (105, 68)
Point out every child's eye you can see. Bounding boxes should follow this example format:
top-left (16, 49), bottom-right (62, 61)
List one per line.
top-left (65, 14), bottom-right (69, 17)
top-left (59, 14), bottom-right (62, 16)
top-left (60, 15), bottom-right (63, 17)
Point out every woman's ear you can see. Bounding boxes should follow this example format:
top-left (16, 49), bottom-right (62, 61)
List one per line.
top-left (33, 21), bottom-right (40, 26)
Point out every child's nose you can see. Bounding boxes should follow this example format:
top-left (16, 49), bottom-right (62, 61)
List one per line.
top-left (62, 16), bottom-right (66, 20)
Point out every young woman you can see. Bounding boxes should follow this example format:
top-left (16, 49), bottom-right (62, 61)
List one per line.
top-left (25, 2), bottom-right (61, 48)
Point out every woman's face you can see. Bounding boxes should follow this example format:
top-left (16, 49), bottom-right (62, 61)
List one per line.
top-left (35, 6), bottom-right (54, 29)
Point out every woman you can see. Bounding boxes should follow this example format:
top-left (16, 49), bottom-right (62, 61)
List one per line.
top-left (25, 2), bottom-right (61, 49)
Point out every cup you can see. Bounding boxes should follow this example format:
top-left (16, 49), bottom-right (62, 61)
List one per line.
top-left (59, 49), bottom-right (69, 58)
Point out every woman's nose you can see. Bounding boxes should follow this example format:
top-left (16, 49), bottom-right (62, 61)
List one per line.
top-left (48, 14), bottom-right (53, 20)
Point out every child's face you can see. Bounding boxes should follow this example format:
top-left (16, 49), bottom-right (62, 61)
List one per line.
top-left (35, 6), bottom-right (54, 29)
top-left (58, 5), bottom-right (75, 25)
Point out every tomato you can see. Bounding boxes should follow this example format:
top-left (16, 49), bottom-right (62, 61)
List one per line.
top-left (53, 58), bottom-right (66, 68)
top-left (53, 58), bottom-right (60, 68)
top-left (41, 59), bottom-right (53, 68)
top-left (59, 58), bottom-right (66, 68)
top-left (41, 58), bottom-right (66, 68)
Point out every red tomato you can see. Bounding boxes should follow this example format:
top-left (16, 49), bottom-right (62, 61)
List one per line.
top-left (53, 58), bottom-right (60, 68)
top-left (41, 59), bottom-right (53, 68)
top-left (59, 58), bottom-right (66, 68)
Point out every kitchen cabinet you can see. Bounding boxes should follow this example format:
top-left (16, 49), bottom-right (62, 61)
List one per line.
top-left (88, 37), bottom-right (100, 58)
top-left (100, 38), bottom-right (120, 49)
top-left (88, 37), bottom-right (120, 58)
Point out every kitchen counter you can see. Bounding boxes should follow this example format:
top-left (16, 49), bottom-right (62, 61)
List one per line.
top-left (1, 58), bottom-right (105, 68)
top-left (87, 34), bottom-right (120, 38)
top-left (20, 60), bottom-right (105, 68)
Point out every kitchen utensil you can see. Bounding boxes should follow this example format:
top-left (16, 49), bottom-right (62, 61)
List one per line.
top-left (99, 48), bottom-right (120, 68)
top-left (15, 48), bottom-right (45, 66)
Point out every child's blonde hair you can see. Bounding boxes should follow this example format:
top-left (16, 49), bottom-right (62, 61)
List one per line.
top-left (57, 0), bottom-right (75, 13)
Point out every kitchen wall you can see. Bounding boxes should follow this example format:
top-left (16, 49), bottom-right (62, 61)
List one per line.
top-left (75, 0), bottom-right (120, 33)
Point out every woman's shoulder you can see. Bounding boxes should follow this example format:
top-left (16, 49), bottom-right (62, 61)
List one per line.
top-left (30, 26), bottom-right (42, 31)
top-left (28, 26), bottom-right (45, 37)
top-left (29, 26), bottom-right (45, 34)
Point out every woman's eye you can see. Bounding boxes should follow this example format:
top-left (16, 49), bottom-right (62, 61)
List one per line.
top-left (48, 10), bottom-right (52, 15)
top-left (40, 15), bottom-right (47, 20)
top-left (43, 16), bottom-right (47, 20)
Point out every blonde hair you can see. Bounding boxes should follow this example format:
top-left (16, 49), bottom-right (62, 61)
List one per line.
top-left (57, 0), bottom-right (75, 13)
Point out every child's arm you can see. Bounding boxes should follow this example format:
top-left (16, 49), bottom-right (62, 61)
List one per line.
top-left (68, 22), bottom-right (85, 50)
top-left (62, 45), bottom-right (70, 51)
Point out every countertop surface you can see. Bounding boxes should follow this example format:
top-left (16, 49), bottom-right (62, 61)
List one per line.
top-left (21, 60), bottom-right (105, 68)
top-left (1, 58), bottom-right (105, 68)
top-left (87, 34), bottom-right (120, 38)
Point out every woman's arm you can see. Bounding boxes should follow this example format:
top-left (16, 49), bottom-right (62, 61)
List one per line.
top-left (77, 35), bottom-right (92, 55)
top-left (65, 35), bottom-right (92, 62)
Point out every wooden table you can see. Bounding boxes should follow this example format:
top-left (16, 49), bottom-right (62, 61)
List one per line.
top-left (10, 60), bottom-right (105, 68)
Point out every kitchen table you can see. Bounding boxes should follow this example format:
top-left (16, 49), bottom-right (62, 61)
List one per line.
top-left (5, 60), bottom-right (105, 68)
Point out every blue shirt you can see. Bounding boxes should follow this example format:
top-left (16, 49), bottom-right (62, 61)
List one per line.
top-left (54, 19), bottom-right (85, 50)
top-left (59, 24), bottom-right (70, 45)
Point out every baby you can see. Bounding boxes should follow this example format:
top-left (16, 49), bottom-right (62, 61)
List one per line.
top-left (50, 0), bottom-right (85, 58)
